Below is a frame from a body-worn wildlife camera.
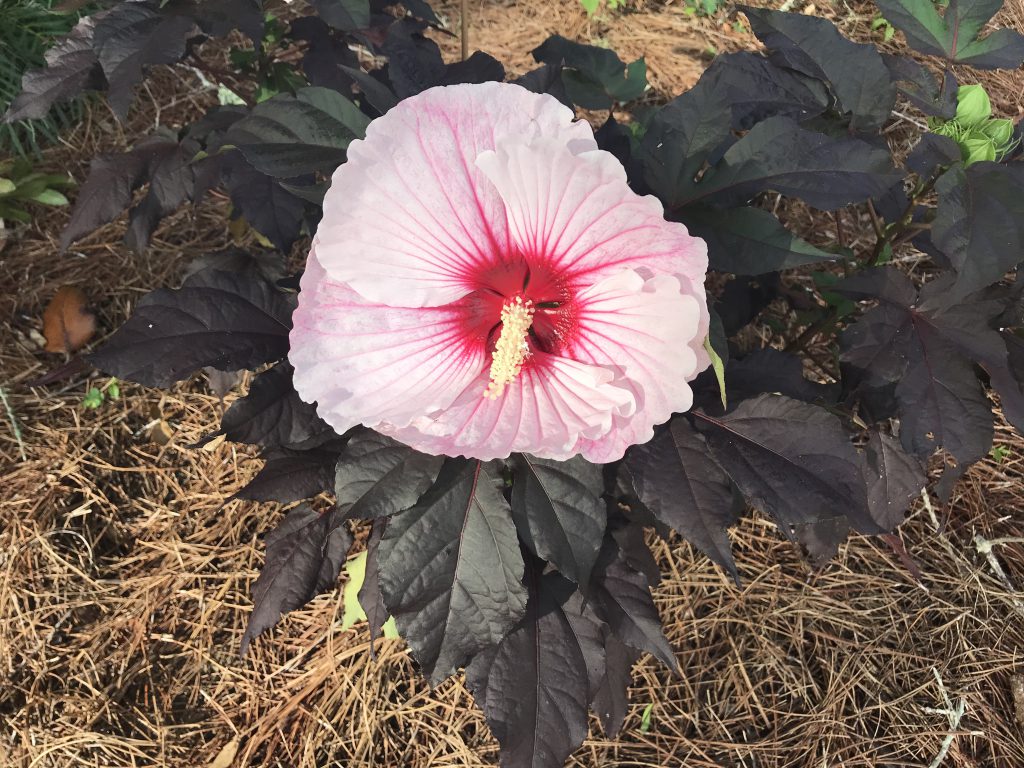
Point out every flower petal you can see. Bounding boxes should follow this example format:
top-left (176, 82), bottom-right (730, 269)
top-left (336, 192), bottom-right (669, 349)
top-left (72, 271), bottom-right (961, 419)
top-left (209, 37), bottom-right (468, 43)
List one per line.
top-left (476, 137), bottom-right (708, 286)
top-left (316, 82), bottom-right (596, 308)
top-left (381, 355), bottom-right (635, 461)
top-left (289, 252), bottom-right (486, 435)
top-left (569, 269), bottom-right (706, 462)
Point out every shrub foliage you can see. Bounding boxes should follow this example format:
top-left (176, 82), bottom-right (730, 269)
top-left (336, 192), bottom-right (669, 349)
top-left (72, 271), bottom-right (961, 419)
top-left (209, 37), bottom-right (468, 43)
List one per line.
top-left (8, 0), bottom-right (1024, 765)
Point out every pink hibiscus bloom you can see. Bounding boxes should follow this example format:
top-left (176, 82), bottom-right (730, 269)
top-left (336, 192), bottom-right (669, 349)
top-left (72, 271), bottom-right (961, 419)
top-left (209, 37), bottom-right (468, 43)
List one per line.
top-left (290, 82), bottom-right (709, 462)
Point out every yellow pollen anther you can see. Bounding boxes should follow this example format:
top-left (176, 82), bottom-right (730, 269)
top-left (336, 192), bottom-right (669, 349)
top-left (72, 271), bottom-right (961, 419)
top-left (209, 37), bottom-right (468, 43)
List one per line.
top-left (484, 296), bottom-right (535, 399)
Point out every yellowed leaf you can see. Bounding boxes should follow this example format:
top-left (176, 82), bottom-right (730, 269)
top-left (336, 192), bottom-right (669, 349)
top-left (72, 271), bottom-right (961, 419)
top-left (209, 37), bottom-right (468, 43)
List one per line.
top-left (207, 739), bottom-right (239, 768)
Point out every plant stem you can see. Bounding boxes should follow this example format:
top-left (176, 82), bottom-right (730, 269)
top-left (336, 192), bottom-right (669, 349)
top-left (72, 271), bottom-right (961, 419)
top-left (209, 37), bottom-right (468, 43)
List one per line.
top-left (866, 174), bottom-right (939, 267)
top-left (461, 0), bottom-right (469, 61)
top-left (785, 308), bottom-right (839, 353)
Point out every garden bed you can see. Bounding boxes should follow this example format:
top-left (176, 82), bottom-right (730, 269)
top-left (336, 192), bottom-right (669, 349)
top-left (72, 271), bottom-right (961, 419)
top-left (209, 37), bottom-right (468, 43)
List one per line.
top-left (2, 0), bottom-right (1024, 766)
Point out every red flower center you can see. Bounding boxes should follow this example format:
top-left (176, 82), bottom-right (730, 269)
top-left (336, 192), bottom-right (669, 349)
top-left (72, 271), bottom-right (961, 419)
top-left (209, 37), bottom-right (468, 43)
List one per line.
top-left (456, 254), bottom-right (579, 360)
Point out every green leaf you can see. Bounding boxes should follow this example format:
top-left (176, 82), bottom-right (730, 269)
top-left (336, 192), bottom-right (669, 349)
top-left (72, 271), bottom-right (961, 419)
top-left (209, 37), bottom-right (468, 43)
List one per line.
top-left (340, 551), bottom-right (400, 637)
top-left (961, 134), bottom-right (996, 165)
top-left (106, 380), bottom-right (120, 399)
top-left (30, 188), bottom-right (69, 206)
top-left (703, 335), bottom-right (727, 410)
top-left (341, 551), bottom-right (368, 630)
top-left (639, 702), bottom-right (654, 732)
top-left (0, 178), bottom-right (14, 195)
top-left (955, 84), bottom-right (991, 127)
top-left (579, 0), bottom-right (600, 14)
top-left (980, 118), bottom-right (1013, 146)
top-left (217, 85), bottom-right (246, 106)
top-left (0, 204), bottom-right (31, 223)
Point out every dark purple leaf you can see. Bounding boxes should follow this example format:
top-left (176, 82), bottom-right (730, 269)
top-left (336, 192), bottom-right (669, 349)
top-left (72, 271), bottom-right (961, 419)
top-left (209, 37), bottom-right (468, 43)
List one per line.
top-left (694, 395), bottom-right (879, 554)
top-left (441, 52), bottom-right (506, 87)
top-left (591, 633), bottom-right (640, 737)
top-left (466, 564), bottom-right (605, 768)
top-left (357, 518), bottom-right (389, 646)
top-left (60, 146), bottom-right (143, 246)
top-left (705, 51), bottom-right (830, 130)
top-left (309, 0), bottom-right (370, 31)
top-left (233, 447), bottom-right (341, 503)
top-left (221, 154), bottom-right (309, 252)
top-left (512, 63), bottom-right (571, 107)
top-left (882, 56), bottom-right (957, 119)
top-left (639, 72), bottom-right (733, 207)
top-left (125, 139), bottom-right (198, 252)
top-left (875, 0), bottom-right (1024, 68)
top-left (531, 34), bottom-right (647, 109)
top-left (987, 331), bottom-right (1024, 433)
top-left (684, 117), bottom-right (903, 211)
top-left (378, 459), bottom-right (526, 684)
top-left (863, 431), bottom-right (927, 530)
top-left (241, 505), bottom-right (352, 654)
top-left (609, 522), bottom-right (661, 588)
top-left (4, 15), bottom-right (106, 123)
top-left (739, 6), bottom-right (896, 131)
top-left (183, 248), bottom-right (288, 283)
top-left (381, 20), bottom-right (503, 98)
top-left (400, 0), bottom-right (440, 24)
top-left (724, 348), bottom-right (839, 404)
top-left (89, 267), bottom-right (294, 387)
top-left (177, 0), bottom-right (264, 41)
top-left (224, 87), bottom-right (369, 178)
top-left (896, 323), bottom-right (993, 471)
top-left (92, 1), bottom-right (199, 118)
top-left (340, 65), bottom-right (398, 113)
top-left (381, 19), bottom-right (445, 98)
top-left (590, 536), bottom-right (675, 669)
top-left (509, 454), bottom-right (606, 587)
top-left (291, 17), bottom-right (361, 94)
top-left (933, 163), bottom-right (1024, 301)
top-left (623, 418), bottom-right (739, 582)
top-left (335, 430), bottom-right (443, 519)
top-left (212, 362), bottom-right (333, 451)
top-left (836, 269), bottom-right (1000, 498)
top-left (906, 134), bottom-right (962, 179)
top-left (683, 205), bottom-right (838, 275)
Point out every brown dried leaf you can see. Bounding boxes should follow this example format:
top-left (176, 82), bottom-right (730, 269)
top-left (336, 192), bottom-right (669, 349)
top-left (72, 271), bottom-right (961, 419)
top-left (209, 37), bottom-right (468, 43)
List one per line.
top-left (42, 285), bottom-right (96, 353)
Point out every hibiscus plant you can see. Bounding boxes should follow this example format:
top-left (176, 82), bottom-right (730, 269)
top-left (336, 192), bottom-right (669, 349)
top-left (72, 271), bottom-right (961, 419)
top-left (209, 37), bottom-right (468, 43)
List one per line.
top-left (8, 0), bottom-right (1024, 766)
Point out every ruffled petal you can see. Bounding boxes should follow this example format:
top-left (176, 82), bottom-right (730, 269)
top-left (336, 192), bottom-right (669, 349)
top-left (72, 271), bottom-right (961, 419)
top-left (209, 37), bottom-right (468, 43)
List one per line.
top-left (316, 82), bottom-right (596, 308)
top-left (289, 253), bottom-right (486, 435)
top-left (568, 269), bottom-right (705, 462)
top-left (476, 137), bottom-right (708, 287)
top-left (380, 355), bottom-right (635, 461)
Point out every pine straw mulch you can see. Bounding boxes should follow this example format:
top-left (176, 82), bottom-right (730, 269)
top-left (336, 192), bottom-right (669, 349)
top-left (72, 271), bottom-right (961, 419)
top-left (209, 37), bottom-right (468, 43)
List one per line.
top-left (3, 1), bottom-right (1024, 766)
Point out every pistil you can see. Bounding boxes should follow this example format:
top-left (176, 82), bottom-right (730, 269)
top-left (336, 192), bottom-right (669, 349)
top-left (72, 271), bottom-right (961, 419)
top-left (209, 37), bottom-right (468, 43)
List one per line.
top-left (484, 296), bottom-right (535, 399)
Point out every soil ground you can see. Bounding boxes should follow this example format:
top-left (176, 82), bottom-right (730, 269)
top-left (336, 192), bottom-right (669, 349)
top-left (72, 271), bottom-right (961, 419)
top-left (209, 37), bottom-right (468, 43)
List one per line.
top-left (2, 1), bottom-right (1024, 766)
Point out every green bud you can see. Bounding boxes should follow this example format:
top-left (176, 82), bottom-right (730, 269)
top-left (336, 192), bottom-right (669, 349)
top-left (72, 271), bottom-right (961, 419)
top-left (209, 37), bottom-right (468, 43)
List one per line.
top-left (955, 84), bottom-right (992, 127)
top-left (962, 134), bottom-right (997, 166)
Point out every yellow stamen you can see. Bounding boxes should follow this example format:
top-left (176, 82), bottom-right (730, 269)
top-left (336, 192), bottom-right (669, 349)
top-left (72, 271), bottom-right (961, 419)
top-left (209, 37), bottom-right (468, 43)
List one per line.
top-left (484, 296), bottom-right (534, 399)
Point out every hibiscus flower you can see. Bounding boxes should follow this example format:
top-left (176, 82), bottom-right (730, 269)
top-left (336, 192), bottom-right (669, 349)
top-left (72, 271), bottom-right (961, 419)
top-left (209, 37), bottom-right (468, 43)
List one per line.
top-left (290, 81), bottom-right (709, 462)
